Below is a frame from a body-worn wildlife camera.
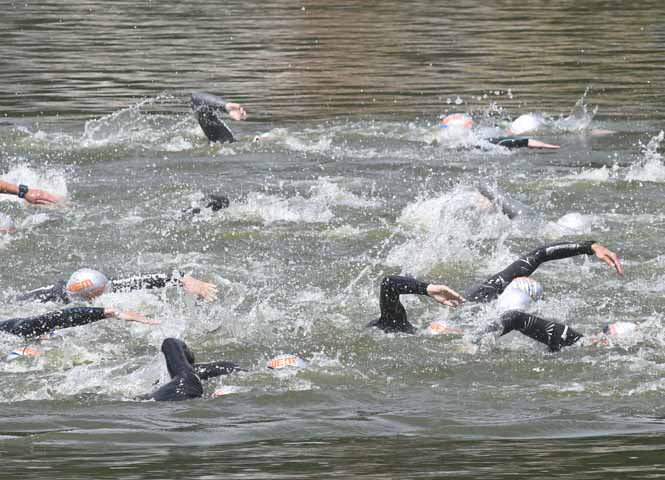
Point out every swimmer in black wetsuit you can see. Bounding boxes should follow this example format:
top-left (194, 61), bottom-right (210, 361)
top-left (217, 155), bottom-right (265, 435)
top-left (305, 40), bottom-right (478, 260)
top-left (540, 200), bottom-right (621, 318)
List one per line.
top-left (369, 240), bottom-right (623, 350)
top-left (0, 306), bottom-right (156, 339)
top-left (184, 192), bottom-right (230, 215)
top-left (17, 267), bottom-right (218, 304)
top-left (191, 92), bottom-right (247, 144)
top-left (140, 338), bottom-right (241, 401)
top-left (438, 113), bottom-right (559, 149)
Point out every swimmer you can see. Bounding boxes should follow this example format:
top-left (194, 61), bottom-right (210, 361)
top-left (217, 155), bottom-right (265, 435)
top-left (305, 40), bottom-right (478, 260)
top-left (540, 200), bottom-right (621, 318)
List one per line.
top-left (191, 92), bottom-right (247, 143)
top-left (184, 192), bottom-right (230, 215)
top-left (473, 182), bottom-right (536, 219)
top-left (0, 306), bottom-right (156, 339)
top-left (0, 213), bottom-right (16, 234)
top-left (368, 240), bottom-right (622, 335)
top-left (0, 179), bottom-right (63, 206)
top-left (478, 310), bottom-right (639, 352)
top-left (17, 268), bottom-right (218, 304)
top-left (140, 338), bottom-right (241, 401)
top-left (438, 113), bottom-right (559, 149)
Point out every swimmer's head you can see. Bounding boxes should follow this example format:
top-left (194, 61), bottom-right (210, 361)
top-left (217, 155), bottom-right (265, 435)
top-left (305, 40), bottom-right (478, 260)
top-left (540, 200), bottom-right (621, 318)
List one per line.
top-left (496, 288), bottom-right (533, 312)
top-left (267, 354), bottom-right (308, 370)
top-left (439, 113), bottom-right (474, 129)
top-left (603, 321), bottom-right (639, 337)
top-left (203, 193), bottom-right (230, 212)
top-left (0, 213), bottom-right (16, 234)
top-left (66, 268), bottom-right (111, 301)
top-left (507, 277), bottom-right (544, 301)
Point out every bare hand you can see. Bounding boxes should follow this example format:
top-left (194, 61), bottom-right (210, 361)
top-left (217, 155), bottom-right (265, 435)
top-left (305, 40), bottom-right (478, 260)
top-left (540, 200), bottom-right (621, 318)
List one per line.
top-left (426, 284), bottom-right (465, 307)
top-left (119, 309), bottom-right (160, 325)
top-left (24, 188), bottom-right (64, 206)
top-left (225, 102), bottom-right (247, 121)
top-left (181, 274), bottom-right (219, 301)
top-left (527, 139), bottom-right (560, 149)
top-left (591, 243), bottom-right (624, 277)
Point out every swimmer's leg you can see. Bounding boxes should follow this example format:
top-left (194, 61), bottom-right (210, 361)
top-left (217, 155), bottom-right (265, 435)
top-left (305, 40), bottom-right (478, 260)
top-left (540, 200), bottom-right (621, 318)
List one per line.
top-left (141, 338), bottom-right (203, 401)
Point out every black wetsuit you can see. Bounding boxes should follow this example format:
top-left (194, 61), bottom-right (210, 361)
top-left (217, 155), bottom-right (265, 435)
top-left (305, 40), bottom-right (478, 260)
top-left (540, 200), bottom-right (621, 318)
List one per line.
top-left (487, 137), bottom-right (530, 149)
top-left (16, 272), bottom-right (185, 304)
top-left (140, 338), bottom-right (240, 401)
top-left (191, 92), bottom-right (235, 143)
top-left (0, 307), bottom-right (107, 338)
top-left (185, 192), bottom-right (230, 215)
top-left (476, 183), bottom-right (534, 220)
top-left (368, 240), bottom-right (595, 349)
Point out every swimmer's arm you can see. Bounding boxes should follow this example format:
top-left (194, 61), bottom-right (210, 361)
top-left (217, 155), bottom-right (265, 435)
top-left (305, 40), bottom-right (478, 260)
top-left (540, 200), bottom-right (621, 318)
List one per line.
top-left (0, 307), bottom-right (107, 338)
top-left (0, 180), bottom-right (63, 205)
top-left (111, 272), bottom-right (218, 300)
top-left (465, 240), bottom-right (611, 302)
top-left (111, 272), bottom-right (181, 291)
top-left (15, 280), bottom-right (68, 303)
top-left (193, 361), bottom-right (243, 380)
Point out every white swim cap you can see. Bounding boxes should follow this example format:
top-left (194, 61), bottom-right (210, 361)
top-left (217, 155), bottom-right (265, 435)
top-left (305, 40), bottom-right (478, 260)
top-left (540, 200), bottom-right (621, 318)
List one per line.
top-left (440, 113), bottom-right (474, 129)
top-left (510, 113), bottom-right (541, 135)
top-left (0, 213), bottom-right (16, 233)
top-left (506, 277), bottom-right (544, 301)
top-left (496, 288), bottom-right (533, 312)
top-left (604, 321), bottom-right (639, 337)
top-left (66, 268), bottom-right (110, 301)
top-left (266, 354), bottom-right (308, 370)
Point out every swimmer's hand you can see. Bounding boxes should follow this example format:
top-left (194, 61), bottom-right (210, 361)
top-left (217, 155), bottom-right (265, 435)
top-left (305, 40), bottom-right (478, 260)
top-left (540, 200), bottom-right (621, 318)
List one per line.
top-left (527, 139), bottom-right (560, 149)
top-left (181, 274), bottom-right (219, 301)
top-left (426, 284), bottom-right (465, 307)
top-left (591, 243), bottom-right (624, 277)
top-left (225, 103), bottom-right (247, 121)
top-left (24, 188), bottom-right (65, 207)
top-left (105, 308), bottom-right (160, 325)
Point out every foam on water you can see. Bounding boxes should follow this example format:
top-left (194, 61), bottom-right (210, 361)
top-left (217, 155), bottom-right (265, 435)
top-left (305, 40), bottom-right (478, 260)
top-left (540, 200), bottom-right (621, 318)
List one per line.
top-left (386, 186), bottom-right (512, 275)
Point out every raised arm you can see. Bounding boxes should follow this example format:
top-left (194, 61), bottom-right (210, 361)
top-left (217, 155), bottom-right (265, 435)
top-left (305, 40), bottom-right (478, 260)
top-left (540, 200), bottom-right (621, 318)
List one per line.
top-left (368, 276), bottom-right (463, 334)
top-left (465, 240), bottom-right (622, 303)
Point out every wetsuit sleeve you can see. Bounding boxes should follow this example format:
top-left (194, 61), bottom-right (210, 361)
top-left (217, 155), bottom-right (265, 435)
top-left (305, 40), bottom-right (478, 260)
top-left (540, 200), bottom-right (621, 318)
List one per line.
top-left (141, 338), bottom-right (203, 401)
top-left (465, 240), bottom-right (596, 302)
top-left (0, 307), bottom-right (106, 338)
top-left (15, 280), bottom-right (68, 304)
top-left (193, 361), bottom-right (242, 380)
top-left (110, 272), bottom-right (183, 292)
top-left (489, 310), bottom-right (583, 352)
top-left (367, 276), bottom-right (429, 334)
top-left (487, 137), bottom-right (530, 149)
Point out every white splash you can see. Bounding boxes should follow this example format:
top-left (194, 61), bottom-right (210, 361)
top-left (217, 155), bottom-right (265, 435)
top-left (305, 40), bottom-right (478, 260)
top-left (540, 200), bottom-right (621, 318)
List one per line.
top-left (626, 131), bottom-right (665, 182)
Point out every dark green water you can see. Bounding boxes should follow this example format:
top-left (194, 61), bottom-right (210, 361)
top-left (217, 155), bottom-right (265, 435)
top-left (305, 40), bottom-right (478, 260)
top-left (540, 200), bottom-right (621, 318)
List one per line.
top-left (2, 1), bottom-right (665, 478)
